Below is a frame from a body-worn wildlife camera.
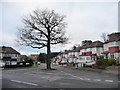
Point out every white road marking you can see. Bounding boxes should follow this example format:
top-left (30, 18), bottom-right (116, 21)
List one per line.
top-left (105, 80), bottom-right (113, 83)
top-left (11, 80), bottom-right (38, 86)
top-left (62, 71), bottom-right (90, 81)
top-left (61, 71), bottom-right (116, 83)
top-left (79, 78), bottom-right (84, 80)
top-left (45, 72), bottom-right (53, 74)
top-left (25, 70), bottom-right (115, 83)
top-left (31, 71), bottom-right (55, 75)
top-left (93, 79), bottom-right (101, 82)
top-left (83, 78), bottom-right (91, 80)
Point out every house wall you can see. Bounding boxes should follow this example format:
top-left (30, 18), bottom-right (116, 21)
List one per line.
top-left (86, 48), bottom-right (91, 52)
top-left (0, 53), bottom-right (2, 59)
top-left (65, 54), bottom-right (68, 58)
top-left (72, 52), bottom-right (75, 55)
top-left (103, 43), bottom-right (109, 51)
top-left (11, 54), bottom-right (20, 60)
top-left (81, 49), bottom-right (86, 53)
top-left (104, 41), bottom-right (120, 51)
top-left (0, 52), bottom-right (20, 62)
top-left (81, 48), bottom-right (93, 55)
top-left (68, 52), bottom-right (72, 56)
top-left (118, 41), bottom-right (120, 49)
top-left (108, 52), bottom-right (120, 59)
top-left (92, 47), bottom-right (96, 54)
top-left (79, 50), bottom-right (82, 55)
top-left (114, 53), bottom-right (120, 59)
top-left (109, 41), bottom-right (119, 47)
top-left (2, 53), bottom-right (11, 57)
top-left (80, 48), bottom-right (91, 62)
top-left (103, 40), bottom-right (120, 59)
top-left (17, 54), bottom-right (20, 62)
top-left (92, 47), bottom-right (103, 56)
top-left (79, 46), bottom-right (103, 62)
top-left (99, 47), bottom-right (104, 56)
top-left (74, 52), bottom-right (79, 57)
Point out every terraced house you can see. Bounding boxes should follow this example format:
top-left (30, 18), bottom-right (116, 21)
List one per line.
top-left (52, 32), bottom-right (120, 66)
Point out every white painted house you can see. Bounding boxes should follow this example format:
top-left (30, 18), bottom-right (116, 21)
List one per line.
top-left (80, 40), bottom-right (103, 63)
top-left (102, 32), bottom-right (120, 64)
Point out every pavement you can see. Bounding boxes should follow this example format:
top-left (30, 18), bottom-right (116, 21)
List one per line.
top-left (1, 63), bottom-right (119, 89)
top-left (91, 66), bottom-right (118, 75)
top-left (62, 65), bottom-right (119, 75)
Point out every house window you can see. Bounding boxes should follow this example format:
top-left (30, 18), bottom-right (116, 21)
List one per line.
top-left (79, 57), bottom-right (82, 60)
top-left (86, 57), bottom-right (90, 60)
top-left (6, 61), bottom-right (11, 65)
top-left (110, 53), bottom-right (114, 59)
top-left (5, 54), bottom-right (10, 57)
top-left (15, 54), bottom-right (17, 57)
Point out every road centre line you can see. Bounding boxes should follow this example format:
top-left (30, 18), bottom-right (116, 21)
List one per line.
top-left (11, 80), bottom-right (38, 86)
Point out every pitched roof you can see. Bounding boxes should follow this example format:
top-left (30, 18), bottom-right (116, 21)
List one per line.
top-left (0, 46), bottom-right (20, 54)
top-left (81, 41), bottom-right (103, 49)
top-left (105, 32), bottom-right (120, 43)
top-left (91, 41), bottom-right (103, 47)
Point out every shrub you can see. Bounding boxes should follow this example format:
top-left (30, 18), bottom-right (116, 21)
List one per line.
top-left (103, 59), bottom-right (108, 65)
top-left (96, 60), bottom-right (103, 66)
top-left (107, 58), bottom-right (116, 66)
top-left (96, 58), bottom-right (116, 66)
top-left (96, 59), bottom-right (107, 66)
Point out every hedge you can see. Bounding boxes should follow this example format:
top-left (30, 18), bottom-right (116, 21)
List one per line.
top-left (96, 58), bottom-right (116, 66)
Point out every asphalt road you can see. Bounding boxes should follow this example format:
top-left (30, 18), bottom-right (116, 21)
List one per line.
top-left (1, 64), bottom-right (119, 89)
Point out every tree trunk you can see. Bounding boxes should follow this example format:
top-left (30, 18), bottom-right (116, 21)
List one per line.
top-left (46, 30), bottom-right (51, 69)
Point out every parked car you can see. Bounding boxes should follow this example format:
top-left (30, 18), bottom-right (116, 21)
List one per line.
top-left (60, 59), bottom-right (67, 65)
top-left (37, 61), bottom-right (41, 65)
top-left (84, 61), bottom-right (96, 67)
top-left (0, 60), bottom-right (5, 68)
top-left (26, 63), bottom-right (30, 65)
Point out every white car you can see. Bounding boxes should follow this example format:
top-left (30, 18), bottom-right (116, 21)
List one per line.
top-left (11, 61), bottom-right (17, 65)
top-left (0, 60), bottom-right (5, 68)
top-left (85, 61), bottom-right (96, 67)
top-left (37, 62), bottom-right (41, 65)
top-left (60, 59), bottom-right (67, 64)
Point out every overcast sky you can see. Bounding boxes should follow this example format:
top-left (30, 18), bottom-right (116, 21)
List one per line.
top-left (0, 0), bottom-right (119, 55)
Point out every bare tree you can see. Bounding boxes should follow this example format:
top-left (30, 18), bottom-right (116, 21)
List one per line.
top-left (101, 32), bottom-right (108, 42)
top-left (17, 9), bottom-right (68, 69)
